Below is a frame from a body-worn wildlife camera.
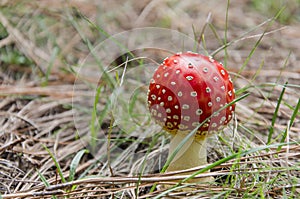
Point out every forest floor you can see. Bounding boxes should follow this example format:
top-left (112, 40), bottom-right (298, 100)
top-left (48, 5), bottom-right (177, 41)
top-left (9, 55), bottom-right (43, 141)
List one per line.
top-left (0, 0), bottom-right (299, 198)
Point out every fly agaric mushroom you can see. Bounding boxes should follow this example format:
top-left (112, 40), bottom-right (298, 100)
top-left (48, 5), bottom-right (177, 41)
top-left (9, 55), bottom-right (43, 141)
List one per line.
top-left (147, 51), bottom-right (235, 182)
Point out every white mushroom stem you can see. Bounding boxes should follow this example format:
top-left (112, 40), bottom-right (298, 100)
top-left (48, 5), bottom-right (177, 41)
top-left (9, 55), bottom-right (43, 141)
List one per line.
top-left (166, 133), bottom-right (213, 183)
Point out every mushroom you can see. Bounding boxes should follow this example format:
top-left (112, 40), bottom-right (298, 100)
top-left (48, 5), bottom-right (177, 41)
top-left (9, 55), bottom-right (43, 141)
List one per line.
top-left (147, 51), bottom-right (235, 183)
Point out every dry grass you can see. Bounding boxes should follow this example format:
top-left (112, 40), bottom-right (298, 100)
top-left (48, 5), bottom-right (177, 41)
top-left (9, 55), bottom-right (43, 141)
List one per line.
top-left (0, 0), bottom-right (300, 198)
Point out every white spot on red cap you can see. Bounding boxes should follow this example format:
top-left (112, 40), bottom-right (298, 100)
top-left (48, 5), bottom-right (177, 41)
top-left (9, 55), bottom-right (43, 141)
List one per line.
top-left (151, 94), bottom-right (156, 100)
top-left (179, 124), bottom-right (187, 129)
top-left (182, 104), bottom-right (190, 109)
top-left (178, 91), bottom-right (183, 97)
top-left (170, 81), bottom-right (176, 85)
top-left (206, 87), bottom-right (211, 93)
top-left (192, 122), bottom-right (199, 127)
top-left (186, 76), bottom-right (193, 81)
top-left (191, 91), bottom-right (197, 97)
top-left (167, 122), bottom-right (173, 128)
top-left (167, 96), bottom-right (173, 101)
top-left (156, 85), bottom-right (160, 89)
top-left (196, 109), bottom-right (203, 115)
top-left (203, 123), bottom-right (209, 127)
top-left (184, 116), bottom-right (190, 121)
top-left (208, 102), bottom-right (212, 107)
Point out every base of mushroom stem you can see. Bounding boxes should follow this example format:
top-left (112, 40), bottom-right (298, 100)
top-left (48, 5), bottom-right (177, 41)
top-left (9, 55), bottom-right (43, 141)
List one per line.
top-left (163, 133), bottom-right (215, 190)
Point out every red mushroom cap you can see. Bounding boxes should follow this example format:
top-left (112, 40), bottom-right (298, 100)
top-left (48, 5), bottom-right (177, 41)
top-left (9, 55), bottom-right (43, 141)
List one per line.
top-left (147, 51), bottom-right (235, 138)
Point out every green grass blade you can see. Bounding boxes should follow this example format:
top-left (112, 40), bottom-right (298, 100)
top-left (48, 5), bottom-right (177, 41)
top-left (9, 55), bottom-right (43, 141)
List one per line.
top-left (37, 170), bottom-right (58, 199)
top-left (237, 32), bottom-right (264, 77)
top-left (211, 18), bottom-right (272, 57)
top-left (268, 82), bottom-right (287, 145)
top-left (42, 46), bottom-right (59, 87)
top-left (75, 9), bottom-right (145, 72)
top-left (42, 144), bottom-right (66, 183)
top-left (237, 6), bottom-right (285, 77)
top-left (211, 191), bottom-right (228, 199)
top-left (223, 0), bottom-right (230, 67)
top-left (208, 23), bottom-right (223, 49)
top-left (288, 99), bottom-right (300, 126)
top-left (250, 60), bottom-right (264, 82)
top-left (37, 169), bottom-right (50, 187)
top-left (136, 133), bottom-right (161, 197)
top-left (90, 85), bottom-right (102, 150)
top-left (194, 12), bottom-right (211, 53)
top-left (69, 149), bottom-right (88, 182)
top-left (67, 9), bottom-right (116, 90)
top-left (277, 98), bottom-right (300, 151)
